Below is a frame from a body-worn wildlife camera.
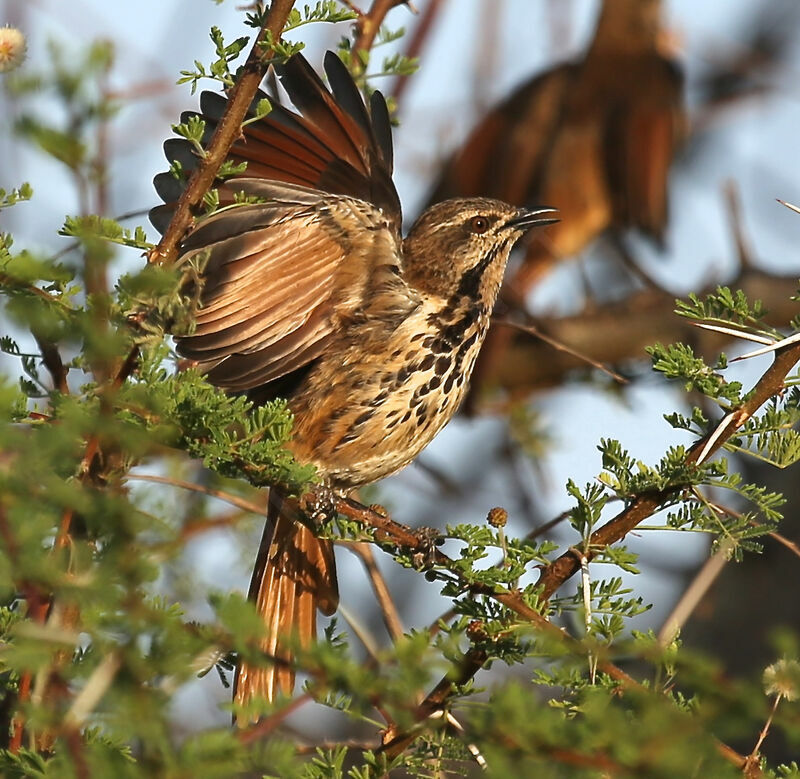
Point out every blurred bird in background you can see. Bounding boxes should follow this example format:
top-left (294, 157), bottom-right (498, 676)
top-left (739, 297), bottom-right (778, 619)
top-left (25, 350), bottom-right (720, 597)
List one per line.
top-left (430, 0), bottom-right (686, 298)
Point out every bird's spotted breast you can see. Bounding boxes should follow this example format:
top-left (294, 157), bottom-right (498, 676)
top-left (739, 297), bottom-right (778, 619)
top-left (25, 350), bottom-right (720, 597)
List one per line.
top-left (288, 300), bottom-right (491, 487)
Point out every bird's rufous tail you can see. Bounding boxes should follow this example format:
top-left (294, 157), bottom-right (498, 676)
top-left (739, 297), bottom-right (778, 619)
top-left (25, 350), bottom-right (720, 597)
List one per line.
top-left (234, 488), bottom-right (338, 714)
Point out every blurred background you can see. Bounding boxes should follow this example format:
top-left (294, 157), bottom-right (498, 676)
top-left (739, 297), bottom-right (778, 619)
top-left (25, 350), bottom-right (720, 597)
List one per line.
top-left (1, 0), bottom-right (800, 753)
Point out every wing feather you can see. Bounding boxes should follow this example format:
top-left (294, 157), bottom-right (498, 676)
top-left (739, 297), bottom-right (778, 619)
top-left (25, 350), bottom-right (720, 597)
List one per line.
top-left (175, 182), bottom-right (406, 392)
top-left (150, 52), bottom-right (401, 236)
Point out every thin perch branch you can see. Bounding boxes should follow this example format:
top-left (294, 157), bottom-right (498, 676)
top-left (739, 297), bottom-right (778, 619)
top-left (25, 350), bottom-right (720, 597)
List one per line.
top-left (351, 0), bottom-right (410, 67)
top-left (343, 541), bottom-right (405, 641)
top-left (147, 0), bottom-right (297, 267)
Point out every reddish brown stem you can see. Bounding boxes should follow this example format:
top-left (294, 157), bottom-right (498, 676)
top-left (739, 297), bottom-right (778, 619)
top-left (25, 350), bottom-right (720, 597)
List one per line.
top-left (147, 0), bottom-right (297, 267)
top-left (344, 542), bottom-right (404, 641)
top-left (351, 0), bottom-right (409, 67)
top-left (536, 341), bottom-right (800, 601)
top-left (237, 693), bottom-right (311, 745)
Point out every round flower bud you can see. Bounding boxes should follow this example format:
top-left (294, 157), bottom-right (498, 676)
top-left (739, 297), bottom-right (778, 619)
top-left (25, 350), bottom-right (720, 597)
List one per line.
top-left (487, 507), bottom-right (508, 528)
top-left (0, 26), bottom-right (26, 73)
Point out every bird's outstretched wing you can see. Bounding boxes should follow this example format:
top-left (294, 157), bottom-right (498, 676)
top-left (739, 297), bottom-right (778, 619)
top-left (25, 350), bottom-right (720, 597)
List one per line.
top-left (150, 51), bottom-right (401, 236)
top-left (151, 52), bottom-right (410, 393)
top-left (174, 180), bottom-right (407, 393)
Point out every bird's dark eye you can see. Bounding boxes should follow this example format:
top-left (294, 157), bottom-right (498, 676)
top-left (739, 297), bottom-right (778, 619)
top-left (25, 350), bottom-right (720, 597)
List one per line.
top-left (469, 215), bottom-right (490, 234)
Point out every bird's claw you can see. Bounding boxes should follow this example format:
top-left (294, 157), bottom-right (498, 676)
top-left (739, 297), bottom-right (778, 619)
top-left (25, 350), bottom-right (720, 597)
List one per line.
top-left (302, 484), bottom-right (339, 527)
top-left (411, 526), bottom-right (441, 569)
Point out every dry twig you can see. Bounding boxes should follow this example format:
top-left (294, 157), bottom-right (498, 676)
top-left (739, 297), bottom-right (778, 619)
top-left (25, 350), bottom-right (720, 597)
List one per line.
top-left (146, 0), bottom-right (297, 267)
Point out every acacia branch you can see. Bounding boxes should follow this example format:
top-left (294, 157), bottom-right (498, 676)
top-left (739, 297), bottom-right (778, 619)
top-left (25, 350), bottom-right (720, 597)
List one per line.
top-left (322, 336), bottom-right (800, 773)
top-left (146, 0), bottom-right (297, 267)
top-left (351, 0), bottom-right (410, 66)
top-left (536, 339), bottom-right (800, 600)
top-left (342, 542), bottom-right (404, 642)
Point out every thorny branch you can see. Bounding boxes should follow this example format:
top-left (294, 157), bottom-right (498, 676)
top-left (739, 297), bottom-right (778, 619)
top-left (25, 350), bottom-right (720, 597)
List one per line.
top-left (324, 340), bottom-right (800, 772)
top-left (146, 0), bottom-right (297, 267)
top-left (536, 340), bottom-right (800, 601)
top-left (351, 0), bottom-right (411, 67)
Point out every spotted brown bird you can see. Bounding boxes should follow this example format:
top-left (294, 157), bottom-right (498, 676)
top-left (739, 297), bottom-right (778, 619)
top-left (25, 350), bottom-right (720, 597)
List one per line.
top-left (151, 51), bottom-right (556, 710)
top-left (430, 0), bottom-right (685, 295)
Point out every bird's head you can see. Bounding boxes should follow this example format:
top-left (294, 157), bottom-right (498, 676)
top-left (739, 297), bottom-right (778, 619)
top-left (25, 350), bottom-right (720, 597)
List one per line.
top-left (402, 198), bottom-right (557, 303)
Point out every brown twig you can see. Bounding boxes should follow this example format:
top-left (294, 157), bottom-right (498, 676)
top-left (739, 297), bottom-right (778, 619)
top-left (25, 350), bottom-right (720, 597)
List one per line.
top-left (745, 694), bottom-right (782, 773)
top-left (536, 340), bottom-right (800, 602)
top-left (237, 693), bottom-right (312, 745)
top-left (351, 0), bottom-right (410, 68)
top-left (146, 0), bottom-right (297, 267)
top-left (494, 316), bottom-right (629, 385)
top-left (126, 473), bottom-right (266, 517)
top-left (725, 180), bottom-right (756, 270)
top-left (768, 530), bottom-right (800, 560)
top-left (343, 542), bottom-right (404, 641)
top-left (487, 269), bottom-right (800, 397)
top-left (525, 506), bottom-right (578, 542)
top-left (706, 497), bottom-right (800, 561)
top-left (657, 541), bottom-right (731, 647)
top-left (380, 647), bottom-right (486, 752)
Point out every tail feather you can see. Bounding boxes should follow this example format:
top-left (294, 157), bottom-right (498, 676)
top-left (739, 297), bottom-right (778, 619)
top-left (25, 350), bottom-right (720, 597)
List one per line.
top-left (234, 489), bottom-right (337, 712)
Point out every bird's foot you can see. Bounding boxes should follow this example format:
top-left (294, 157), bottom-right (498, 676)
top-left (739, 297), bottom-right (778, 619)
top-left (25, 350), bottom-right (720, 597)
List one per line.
top-left (410, 526), bottom-right (442, 569)
top-left (301, 484), bottom-right (339, 528)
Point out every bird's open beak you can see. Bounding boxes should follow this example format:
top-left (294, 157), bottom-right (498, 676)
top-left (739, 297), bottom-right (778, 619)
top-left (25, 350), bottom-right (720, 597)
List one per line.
top-left (504, 207), bottom-right (559, 231)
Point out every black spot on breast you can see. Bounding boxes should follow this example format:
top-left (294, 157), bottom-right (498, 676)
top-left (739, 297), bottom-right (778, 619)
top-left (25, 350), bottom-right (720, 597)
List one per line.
top-left (419, 353), bottom-right (435, 371)
top-left (354, 409), bottom-right (374, 427)
top-left (443, 374), bottom-right (455, 393)
top-left (428, 375), bottom-right (442, 390)
top-left (456, 331), bottom-right (479, 359)
top-left (440, 308), bottom-right (480, 344)
top-left (400, 410), bottom-right (412, 424)
top-left (370, 389), bottom-right (389, 407)
top-left (434, 356), bottom-right (450, 376)
top-left (337, 432), bottom-right (358, 447)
